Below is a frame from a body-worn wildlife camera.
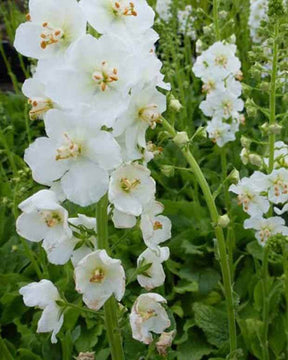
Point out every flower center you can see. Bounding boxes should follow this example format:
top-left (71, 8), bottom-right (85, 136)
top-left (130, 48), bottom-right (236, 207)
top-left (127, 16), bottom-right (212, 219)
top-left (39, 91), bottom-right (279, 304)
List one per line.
top-left (215, 55), bottom-right (228, 68)
top-left (273, 177), bottom-right (288, 197)
top-left (153, 221), bottom-right (163, 231)
top-left (112, 1), bottom-right (137, 17)
top-left (238, 193), bottom-right (254, 211)
top-left (222, 100), bottom-right (233, 116)
top-left (120, 178), bottom-right (141, 193)
top-left (92, 61), bottom-right (119, 92)
top-left (90, 268), bottom-right (105, 283)
top-left (138, 104), bottom-right (161, 129)
top-left (40, 22), bottom-right (64, 49)
top-left (139, 309), bottom-right (156, 321)
top-left (202, 81), bottom-right (215, 93)
top-left (56, 133), bottom-right (81, 161)
top-left (28, 97), bottom-right (53, 120)
top-left (259, 227), bottom-right (272, 243)
top-left (40, 210), bottom-right (63, 227)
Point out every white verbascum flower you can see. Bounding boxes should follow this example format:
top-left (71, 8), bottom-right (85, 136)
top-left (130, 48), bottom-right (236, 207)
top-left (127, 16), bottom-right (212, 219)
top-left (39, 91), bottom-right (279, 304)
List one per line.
top-left (109, 163), bottom-right (156, 216)
top-left (156, 330), bottom-right (175, 356)
top-left (16, 189), bottom-right (72, 245)
top-left (264, 141), bottom-right (288, 169)
top-left (113, 85), bottom-right (166, 160)
top-left (229, 172), bottom-right (270, 216)
top-left (177, 5), bottom-right (196, 40)
top-left (19, 280), bottom-right (63, 343)
top-left (140, 200), bottom-right (171, 249)
top-left (79, 0), bottom-right (155, 35)
top-left (112, 208), bottom-right (137, 229)
top-left (137, 247), bottom-right (170, 290)
top-left (266, 168), bottom-right (288, 204)
top-left (24, 109), bottom-right (122, 206)
top-left (156, 0), bottom-right (172, 22)
top-left (206, 118), bottom-right (237, 147)
top-left (45, 34), bottom-right (139, 121)
top-left (14, 0), bottom-right (86, 60)
top-left (130, 293), bottom-right (170, 344)
top-left (193, 41), bottom-right (241, 82)
top-left (249, 0), bottom-right (268, 43)
top-left (74, 250), bottom-right (125, 310)
top-left (244, 216), bottom-right (288, 246)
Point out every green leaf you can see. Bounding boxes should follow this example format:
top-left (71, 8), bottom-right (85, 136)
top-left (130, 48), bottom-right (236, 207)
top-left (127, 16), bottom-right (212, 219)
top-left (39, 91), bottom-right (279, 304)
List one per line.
top-left (177, 331), bottom-right (213, 360)
top-left (193, 303), bottom-right (228, 347)
top-left (174, 280), bottom-right (199, 294)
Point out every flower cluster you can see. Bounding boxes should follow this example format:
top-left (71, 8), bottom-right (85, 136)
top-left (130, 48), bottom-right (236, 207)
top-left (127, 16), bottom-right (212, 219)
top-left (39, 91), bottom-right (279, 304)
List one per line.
top-left (230, 142), bottom-right (288, 246)
top-left (15, 0), bottom-right (172, 348)
top-left (249, 0), bottom-right (268, 43)
top-left (192, 41), bottom-right (244, 147)
top-left (177, 5), bottom-right (196, 40)
top-left (156, 0), bottom-right (172, 22)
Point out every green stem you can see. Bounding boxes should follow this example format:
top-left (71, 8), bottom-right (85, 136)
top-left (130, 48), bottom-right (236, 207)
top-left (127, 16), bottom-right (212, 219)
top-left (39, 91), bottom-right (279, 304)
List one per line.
top-left (96, 194), bottom-right (125, 360)
top-left (283, 244), bottom-right (288, 357)
top-left (213, 0), bottom-right (221, 41)
top-left (161, 118), bottom-right (237, 352)
top-left (262, 247), bottom-right (270, 360)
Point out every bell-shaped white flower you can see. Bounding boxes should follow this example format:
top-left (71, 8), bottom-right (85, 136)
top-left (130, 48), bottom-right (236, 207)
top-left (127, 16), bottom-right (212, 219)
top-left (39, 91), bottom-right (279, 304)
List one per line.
top-left (193, 41), bottom-right (241, 82)
top-left (206, 118), bottom-right (238, 147)
top-left (109, 163), bottom-right (156, 216)
top-left (79, 0), bottom-right (155, 36)
top-left (244, 216), bottom-right (288, 246)
top-left (112, 208), bottom-right (137, 229)
top-left (140, 200), bottom-right (171, 249)
top-left (16, 189), bottom-right (72, 244)
top-left (24, 109), bottom-right (122, 206)
top-left (19, 280), bottom-right (63, 343)
top-left (113, 85), bottom-right (166, 160)
top-left (266, 168), bottom-right (288, 204)
top-left (74, 250), bottom-right (125, 310)
top-left (130, 293), bottom-right (170, 344)
top-left (14, 0), bottom-right (86, 60)
top-left (44, 214), bottom-right (97, 265)
top-left (229, 172), bottom-right (270, 216)
top-left (45, 34), bottom-right (139, 121)
top-left (137, 247), bottom-right (170, 290)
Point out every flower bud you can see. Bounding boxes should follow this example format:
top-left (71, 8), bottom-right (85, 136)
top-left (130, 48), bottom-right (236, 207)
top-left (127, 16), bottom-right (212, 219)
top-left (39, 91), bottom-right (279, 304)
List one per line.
top-left (245, 98), bottom-right (257, 117)
top-left (228, 169), bottom-right (240, 184)
top-left (240, 136), bottom-right (252, 149)
top-left (240, 148), bottom-right (250, 165)
top-left (169, 97), bottom-right (183, 112)
top-left (194, 126), bottom-right (207, 139)
top-left (156, 331), bottom-right (176, 356)
top-left (267, 123), bottom-right (282, 135)
top-left (196, 39), bottom-right (203, 54)
top-left (248, 153), bottom-right (263, 167)
top-left (173, 131), bottom-right (189, 146)
top-left (218, 214), bottom-right (230, 228)
top-left (161, 165), bottom-right (175, 177)
top-left (75, 352), bottom-right (95, 360)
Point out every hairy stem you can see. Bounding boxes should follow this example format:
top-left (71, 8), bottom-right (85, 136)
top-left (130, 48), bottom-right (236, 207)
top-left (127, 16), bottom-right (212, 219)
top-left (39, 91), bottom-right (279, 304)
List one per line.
top-left (96, 194), bottom-right (125, 360)
top-left (162, 118), bottom-right (237, 352)
top-left (213, 0), bottom-right (221, 41)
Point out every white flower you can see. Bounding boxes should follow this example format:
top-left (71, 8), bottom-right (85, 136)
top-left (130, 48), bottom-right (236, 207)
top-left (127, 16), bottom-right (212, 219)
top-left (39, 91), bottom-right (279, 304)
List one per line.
top-left (24, 109), bottom-right (122, 206)
top-left (200, 89), bottom-right (244, 120)
top-left (45, 34), bottom-right (139, 121)
top-left (229, 172), bottom-right (270, 216)
top-left (206, 118), bottom-right (238, 147)
top-left (264, 141), bottom-right (288, 169)
top-left (16, 189), bottom-right (72, 244)
top-left (244, 216), bottom-right (288, 246)
top-left (113, 85), bottom-right (166, 160)
top-left (156, 0), bottom-right (172, 22)
top-left (249, 0), bottom-right (268, 43)
top-left (266, 168), bottom-right (288, 204)
top-left (108, 163), bottom-right (156, 216)
top-left (137, 246), bottom-right (170, 290)
top-left (79, 0), bottom-right (155, 36)
top-left (177, 5), bottom-right (196, 39)
top-left (74, 250), bottom-right (125, 310)
top-left (112, 208), bottom-right (137, 229)
top-left (192, 41), bottom-right (241, 82)
top-left (130, 293), bottom-right (170, 344)
top-left (22, 78), bottom-right (54, 120)
top-left (14, 0), bottom-right (86, 60)
top-left (19, 280), bottom-right (63, 343)
top-left (156, 330), bottom-right (175, 356)
top-left (140, 200), bottom-right (172, 249)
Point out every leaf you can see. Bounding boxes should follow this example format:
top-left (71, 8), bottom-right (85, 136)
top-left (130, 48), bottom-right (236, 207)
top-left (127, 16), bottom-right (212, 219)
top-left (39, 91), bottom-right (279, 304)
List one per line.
top-left (193, 303), bottom-right (228, 347)
top-left (246, 241), bottom-right (264, 261)
top-left (174, 280), bottom-right (199, 294)
top-left (177, 331), bottom-right (213, 360)
top-left (17, 349), bottom-right (42, 360)
top-left (75, 324), bottom-right (104, 352)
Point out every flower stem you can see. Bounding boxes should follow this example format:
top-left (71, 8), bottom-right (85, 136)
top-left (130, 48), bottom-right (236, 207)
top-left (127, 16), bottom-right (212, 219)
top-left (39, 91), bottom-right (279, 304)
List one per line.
top-left (96, 194), bottom-right (125, 360)
top-left (262, 246), bottom-right (270, 360)
top-left (161, 118), bottom-right (237, 352)
top-left (213, 0), bottom-right (221, 41)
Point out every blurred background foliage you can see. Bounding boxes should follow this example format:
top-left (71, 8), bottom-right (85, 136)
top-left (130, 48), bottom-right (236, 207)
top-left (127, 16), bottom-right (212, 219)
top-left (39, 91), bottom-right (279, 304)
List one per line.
top-left (1, 0), bottom-right (288, 359)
